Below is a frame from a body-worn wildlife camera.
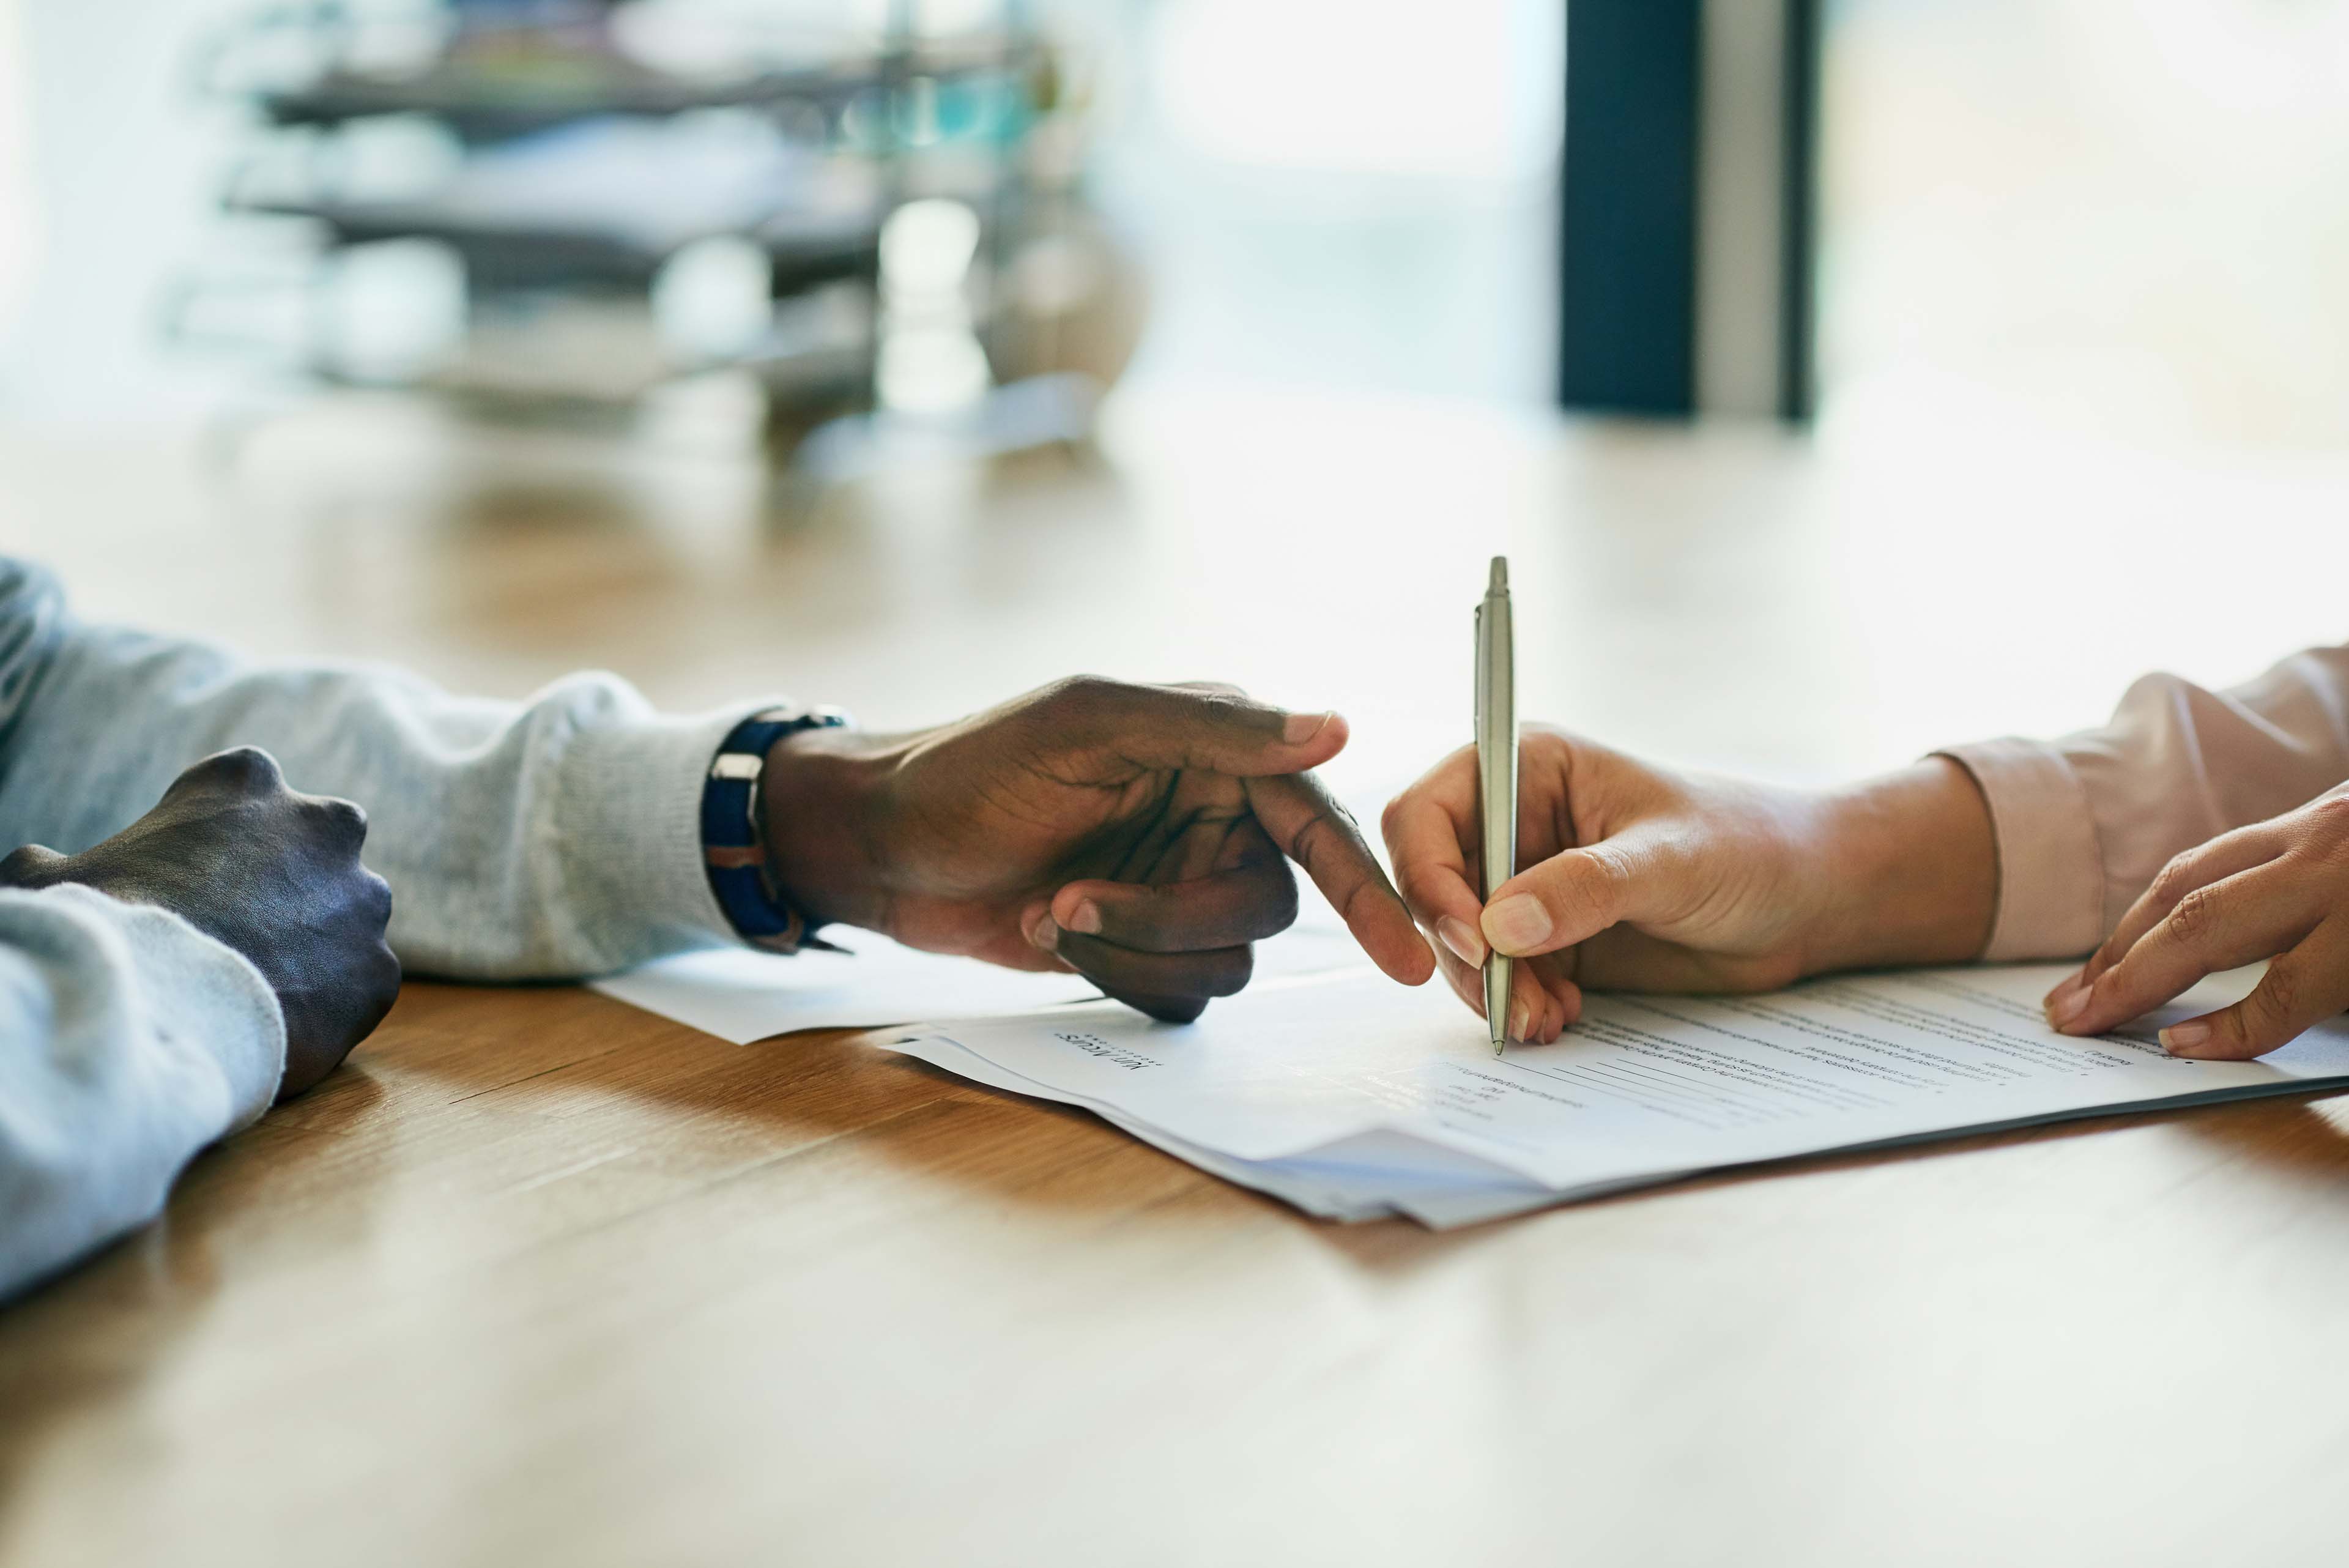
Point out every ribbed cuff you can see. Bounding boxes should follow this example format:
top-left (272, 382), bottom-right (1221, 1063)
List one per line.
top-left (1932, 738), bottom-right (2107, 962)
top-left (557, 701), bottom-right (781, 956)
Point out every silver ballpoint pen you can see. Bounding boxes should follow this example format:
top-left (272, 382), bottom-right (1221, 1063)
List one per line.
top-left (1475, 556), bottom-right (1516, 1054)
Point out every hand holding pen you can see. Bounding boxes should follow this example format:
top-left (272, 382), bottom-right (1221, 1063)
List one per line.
top-left (1381, 722), bottom-right (2000, 1045)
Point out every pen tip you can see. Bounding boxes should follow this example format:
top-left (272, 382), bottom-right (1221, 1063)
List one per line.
top-left (1488, 555), bottom-right (1508, 591)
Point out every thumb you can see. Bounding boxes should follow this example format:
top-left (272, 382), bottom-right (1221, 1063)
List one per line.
top-left (1479, 826), bottom-right (1684, 959)
top-left (1037, 677), bottom-right (1348, 777)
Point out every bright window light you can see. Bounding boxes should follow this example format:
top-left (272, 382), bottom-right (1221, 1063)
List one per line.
top-left (1148, 0), bottom-right (1559, 182)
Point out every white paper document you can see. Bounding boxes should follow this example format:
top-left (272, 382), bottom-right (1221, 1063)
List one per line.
top-left (591, 919), bottom-right (1366, 1044)
top-left (881, 964), bottom-right (2349, 1227)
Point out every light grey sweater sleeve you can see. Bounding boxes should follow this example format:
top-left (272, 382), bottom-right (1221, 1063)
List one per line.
top-left (0, 557), bottom-right (764, 978)
top-left (0, 554), bottom-right (768, 1295)
top-left (0, 883), bottom-right (284, 1299)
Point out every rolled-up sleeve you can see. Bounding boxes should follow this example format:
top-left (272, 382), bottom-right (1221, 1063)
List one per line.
top-left (1937, 647), bottom-right (2349, 960)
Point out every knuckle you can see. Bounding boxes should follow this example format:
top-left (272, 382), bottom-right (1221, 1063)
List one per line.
top-left (299, 791), bottom-right (368, 836)
top-left (2148, 852), bottom-right (2203, 908)
top-left (1288, 808), bottom-right (1334, 869)
top-left (204, 746), bottom-right (283, 786)
top-left (1287, 809), bottom-right (1355, 893)
top-left (2116, 672), bottom-right (2194, 726)
top-left (0, 844), bottom-right (55, 886)
top-left (1033, 674), bottom-right (1116, 722)
top-left (2166, 885), bottom-right (2226, 946)
top-left (1182, 686), bottom-right (1261, 731)
top-left (2303, 797), bottom-right (2349, 866)
top-left (317, 795), bottom-right (369, 842)
top-left (2306, 792), bottom-right (2349, 836)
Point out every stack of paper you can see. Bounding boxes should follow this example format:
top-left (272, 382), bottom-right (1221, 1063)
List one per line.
top-left (590, 918), bottom-right (1366, 1044)
top-left (883, 964), bottom-right (2349, 1227)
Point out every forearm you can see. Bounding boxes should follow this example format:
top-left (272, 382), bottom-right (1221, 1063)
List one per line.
top-left (0, 570), bottom-right (762, 979)
top-left (0, 886), bottom-right (283, 1299)
top-left (1800, 758), bottom-right (1997, 975)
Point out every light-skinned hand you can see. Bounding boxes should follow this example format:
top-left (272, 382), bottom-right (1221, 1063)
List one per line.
top-left (1381, 727), bottom-right (1996, 1042)
top-left (2045, 785), bottom-right (2349, 1058)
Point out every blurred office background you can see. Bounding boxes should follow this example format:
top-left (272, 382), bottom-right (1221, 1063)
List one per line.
top-left (1826, 0), bottom-right (2349, 451)
top-left (2, 0), bottom-right (2346, 446)
top-left (1, 0), bottom-right (2347, 799)
top-left (0, 0), bottom-right (1564, 434)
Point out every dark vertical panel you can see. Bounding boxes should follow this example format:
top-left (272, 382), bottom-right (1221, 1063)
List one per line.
top-left (1557, 0), bottom-right (1701, 417)
top-left (1778, 0), bottom-right (1822, 421)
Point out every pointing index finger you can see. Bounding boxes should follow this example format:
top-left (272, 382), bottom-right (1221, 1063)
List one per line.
top-left (1245, 771), bottom-right (1435, 986)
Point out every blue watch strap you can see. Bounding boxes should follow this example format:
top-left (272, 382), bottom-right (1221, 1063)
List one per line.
top-left (702, 704), bottom-right (851, 954)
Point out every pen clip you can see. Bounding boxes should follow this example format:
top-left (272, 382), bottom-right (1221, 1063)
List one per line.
top-left (1473, 602), bottom-right (1486, 730)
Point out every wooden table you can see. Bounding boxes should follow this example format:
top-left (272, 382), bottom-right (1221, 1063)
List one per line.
top-left (2, 381), bottom-right (2347, 1566)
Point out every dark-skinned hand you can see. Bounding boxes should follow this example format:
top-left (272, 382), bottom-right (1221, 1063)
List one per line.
top-left (0, 747), bottom-right (400, 1099)
top-left (760, 677), bottom-right (1436, 1020)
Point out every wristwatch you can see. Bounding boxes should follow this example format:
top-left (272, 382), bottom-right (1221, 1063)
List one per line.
top-left (701, 703), bottom-right (852, 954)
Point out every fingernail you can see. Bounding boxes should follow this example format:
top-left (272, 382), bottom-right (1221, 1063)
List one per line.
top-left (1029, 915), bottom-right (1061, 952)
top-left (1436, 916), bottom-right (1486, 967)
top-left (1507, 998), bottom-right (1532, 1042)
top-left (1283, 710), bottom-right (1335, 745)
top-left (1482, 894), bottom-right (1553, 955)
top-left (2161, 1022), bottom-right (2211, 1054)
top-left (1065, 901), bottom-right (1102, 936)
top-left (2047, 979), bottom-right (2090, 1028)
